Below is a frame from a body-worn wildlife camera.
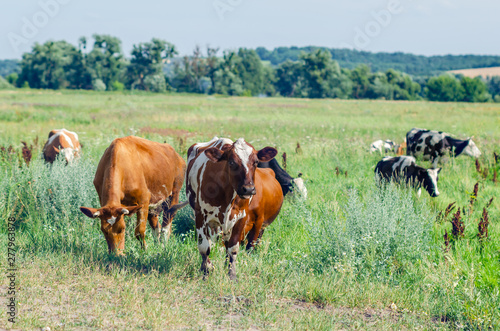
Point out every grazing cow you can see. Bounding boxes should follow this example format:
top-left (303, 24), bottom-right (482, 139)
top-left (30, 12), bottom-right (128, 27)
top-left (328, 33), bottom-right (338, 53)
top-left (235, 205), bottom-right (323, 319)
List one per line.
top-left (370, 139), bottom-right (406, 156)
top-left (406, 128), bottom-right (481, 168)
top-left (42, 128), bottom-right (81, 163)
top-left (375, 156), bottom-right (441, 198)
top-left (258, 158), bottom-right (307, 199)
top-left (186, 137), bottom-right (278, 279)
top-left (80, 136), bottom-right (186, 254)
top-left (370, 140), bottom-right (398, 154)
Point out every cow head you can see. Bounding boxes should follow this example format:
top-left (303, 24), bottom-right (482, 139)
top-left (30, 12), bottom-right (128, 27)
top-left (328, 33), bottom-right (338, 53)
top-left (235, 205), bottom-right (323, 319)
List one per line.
top-left (420, 168), bottom-right (441, 198)
top-left (204, 138), bottom-right (277, 199)
top-left (80, 205), bottom-right (142, 253)
top-left (464, 139), bottom-right (481, 158)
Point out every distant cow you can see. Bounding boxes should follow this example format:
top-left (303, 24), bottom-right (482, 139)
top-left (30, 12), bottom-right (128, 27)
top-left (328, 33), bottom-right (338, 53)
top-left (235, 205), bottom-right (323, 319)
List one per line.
top-left (370, 139), bottom-right (406, 156)
top-left (80, 136), bottom-right (186, 254)
top-left (186, 137), bottom-right (279, 279)
top-left (42, 129), bottom-right (81, 163)
top-left (375, 155), bottom-right (441, 198)
top-left (406, 128), bottom-right (481, 168)
top-left (258, 158), bottom-right (307, 199)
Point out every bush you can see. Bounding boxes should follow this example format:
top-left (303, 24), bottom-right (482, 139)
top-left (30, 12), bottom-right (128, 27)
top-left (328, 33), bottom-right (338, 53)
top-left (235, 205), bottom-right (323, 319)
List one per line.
top-left (308, 185), bottom-right (433, 279)
top-left (110, 80), bottom-right (124, 91)
top-left (144, 74), bottom-right (167, 93)
top-left (0, 76), bottom-right (13, 89)
top-left (92, 79), bottom-right (106, 91)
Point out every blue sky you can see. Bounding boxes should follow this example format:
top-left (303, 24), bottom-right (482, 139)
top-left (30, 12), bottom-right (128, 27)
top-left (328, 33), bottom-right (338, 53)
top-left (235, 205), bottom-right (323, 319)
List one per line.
top-left (1, 0), bottom-right (499, 59)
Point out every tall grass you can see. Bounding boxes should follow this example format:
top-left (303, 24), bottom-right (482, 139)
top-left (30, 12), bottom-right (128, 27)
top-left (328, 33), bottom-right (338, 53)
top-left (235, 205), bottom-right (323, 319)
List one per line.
top-left (308, 185), bottom-right (433, 280)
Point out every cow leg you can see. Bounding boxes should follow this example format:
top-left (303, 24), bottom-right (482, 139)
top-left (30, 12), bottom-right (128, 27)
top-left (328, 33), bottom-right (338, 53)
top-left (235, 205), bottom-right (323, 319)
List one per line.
top-left (161, 176), bottom-right (184, 242)
top-left (160, 196), bottom-right (174, 242)
top-left (197, 225), bottom-right (213, 277)
top-left (225, 221), bottom-right (246, 280)
top-left (135, 206), bottom-right (149, 249)
top-left (148, 213), bottom-right (160, 241)
top-left (245, 226), bottom-right (259, 251)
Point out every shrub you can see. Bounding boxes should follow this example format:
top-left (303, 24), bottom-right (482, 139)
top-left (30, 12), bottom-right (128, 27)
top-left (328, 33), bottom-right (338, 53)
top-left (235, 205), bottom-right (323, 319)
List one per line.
top-left (144, 74), bottom-right (167, 93)
top-left (92, 79), bottom-right (106, 91)
top-left (110, 80), bottom-right (124, 91)
top-left (308, 185), bottom-right (433, 279)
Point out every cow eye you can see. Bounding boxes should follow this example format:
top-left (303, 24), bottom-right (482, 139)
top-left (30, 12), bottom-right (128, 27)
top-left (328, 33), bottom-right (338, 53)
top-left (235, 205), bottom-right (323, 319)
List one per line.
top-left (228, 160), bottom-right (235, 167)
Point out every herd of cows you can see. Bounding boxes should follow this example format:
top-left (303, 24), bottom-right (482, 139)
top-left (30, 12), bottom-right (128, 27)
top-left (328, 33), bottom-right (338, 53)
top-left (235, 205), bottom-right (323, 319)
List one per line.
top-left (40, 127), bottom-right (481, 278)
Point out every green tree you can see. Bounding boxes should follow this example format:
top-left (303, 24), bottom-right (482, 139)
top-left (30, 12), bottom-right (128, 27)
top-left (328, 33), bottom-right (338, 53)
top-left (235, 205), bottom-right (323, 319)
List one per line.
top-left (17, 40), bottom-right (82, 89)
top-left (425, 75), bottom-right (464, 102)
top-left (213, 51), bottom-right (243, 96)
top-left (274, 60), bottom-right (305, 97)
top-left (86, 34), bottom-right (126, 89)
top-left (350, 65), bottom-right (371, 99)
top-left (460, 76), bottom-right (491, 102)
top-left (127, 38), bottom-right (176, 91)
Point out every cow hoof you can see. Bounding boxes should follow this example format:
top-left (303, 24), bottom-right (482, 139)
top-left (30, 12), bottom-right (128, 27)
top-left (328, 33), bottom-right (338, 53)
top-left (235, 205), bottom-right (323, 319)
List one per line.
top-left (228, 273), bottom-right (238, 282)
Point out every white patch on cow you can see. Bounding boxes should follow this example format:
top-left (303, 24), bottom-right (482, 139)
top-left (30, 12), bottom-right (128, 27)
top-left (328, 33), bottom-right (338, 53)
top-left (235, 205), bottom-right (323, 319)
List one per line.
top-left (227, 243), bottom-right (239, 257)
top-left (107, 216), bottom-right (117, 225)
top-left (188, 137), bottom-right (233, 164)
top-left (427, 168), bottom-right (440, 196)
top-left (370, 140), bottom-right (384, 153)
top-left (292, 178), bottom-right (307, 199)
top-left (196, 227), bottom-right (211, 254)
top-left (463, 140), bottom-right (481, 158)
top-left (149, 198), bottom-right (166, 210)
top-left (370, 140), bottom-right (396, 153)
top-left (392, 156), bottom-right (416, 172)
top-left (233, 138), bottom-right (253, 174)
top-left (59, 131), bottom-right (75, 149)
top-left (61, 148), bottom-right (75, 162)
top-left (222, 208), bottom-right (245, 241)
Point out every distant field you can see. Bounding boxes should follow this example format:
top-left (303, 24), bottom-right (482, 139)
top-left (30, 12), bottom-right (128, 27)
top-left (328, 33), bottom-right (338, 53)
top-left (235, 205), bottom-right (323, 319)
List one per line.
top-left (449, 66), bottom-right (500, 78)
top-left (0, 90), bottom-right (499, 330)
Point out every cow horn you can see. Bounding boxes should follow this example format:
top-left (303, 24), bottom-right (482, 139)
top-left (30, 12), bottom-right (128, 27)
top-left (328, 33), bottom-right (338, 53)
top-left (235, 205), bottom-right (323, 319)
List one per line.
top-left (121, 209), bottom-right (130, 215)
top-left (93, 211), bottom-right (101, 217)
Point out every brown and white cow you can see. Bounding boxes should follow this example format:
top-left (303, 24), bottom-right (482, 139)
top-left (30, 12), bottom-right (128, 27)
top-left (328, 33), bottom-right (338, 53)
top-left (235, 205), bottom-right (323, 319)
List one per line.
top-left (186, 137), bottom-right (279, 279)
top-left (80, 136), bottom-right (186, 254)
top-left (42, 128), bottom-right (81, 163)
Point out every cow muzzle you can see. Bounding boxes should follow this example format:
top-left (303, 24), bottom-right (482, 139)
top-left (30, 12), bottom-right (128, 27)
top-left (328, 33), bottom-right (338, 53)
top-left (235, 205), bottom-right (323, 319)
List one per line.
top-left (238, 185), bottom-right (256, 199)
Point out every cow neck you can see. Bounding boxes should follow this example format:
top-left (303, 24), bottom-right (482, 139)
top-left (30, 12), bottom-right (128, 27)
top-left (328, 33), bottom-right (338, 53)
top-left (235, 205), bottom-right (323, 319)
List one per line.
top-left (100, 163), bottom-right (123, 207)
top-left (446, 137), bottom-right (468, 156)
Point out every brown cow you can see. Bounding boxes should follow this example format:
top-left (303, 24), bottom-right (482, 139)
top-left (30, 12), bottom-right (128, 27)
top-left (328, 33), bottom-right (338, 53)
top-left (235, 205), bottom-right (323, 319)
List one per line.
top-left (238, 167), bottom-right (283, 250)
top-left (80, 136), bottom-right (186, 254)
top-left (186, 137), bottom-right (280, 279)
top-left (42, 128), bottom-right (81, 163)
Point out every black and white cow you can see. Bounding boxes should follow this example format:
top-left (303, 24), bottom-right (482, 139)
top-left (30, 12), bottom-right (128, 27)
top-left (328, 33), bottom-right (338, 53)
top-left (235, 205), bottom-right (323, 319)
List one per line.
top-left (370, 140), bottom-right (398, 154)
top-left (406, 128), bottom-right (481, 168)
top-left (375, 156), bottom-right (441, 198)
top-left (258, 158), bottom-right (307, 199)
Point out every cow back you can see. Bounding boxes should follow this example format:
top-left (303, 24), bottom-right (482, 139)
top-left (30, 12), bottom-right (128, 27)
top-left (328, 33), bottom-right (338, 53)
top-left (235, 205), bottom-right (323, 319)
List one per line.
top-left (94, 136), bottom-right (185, 207)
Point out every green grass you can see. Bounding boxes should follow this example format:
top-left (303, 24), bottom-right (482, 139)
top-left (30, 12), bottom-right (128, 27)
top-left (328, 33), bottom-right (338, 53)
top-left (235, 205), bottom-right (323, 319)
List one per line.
top-left (0, 89), bottom-right (499, 330)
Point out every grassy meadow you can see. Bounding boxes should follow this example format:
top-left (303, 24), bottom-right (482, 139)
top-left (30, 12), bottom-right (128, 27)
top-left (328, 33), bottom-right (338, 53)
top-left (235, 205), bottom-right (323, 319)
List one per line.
top-left (0, 89), bottom-right (499, 330)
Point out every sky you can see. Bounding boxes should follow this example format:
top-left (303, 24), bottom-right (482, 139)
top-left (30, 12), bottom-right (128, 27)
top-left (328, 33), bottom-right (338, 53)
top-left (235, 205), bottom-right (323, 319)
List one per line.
top-left (1, 0), bottom-right (499, 59)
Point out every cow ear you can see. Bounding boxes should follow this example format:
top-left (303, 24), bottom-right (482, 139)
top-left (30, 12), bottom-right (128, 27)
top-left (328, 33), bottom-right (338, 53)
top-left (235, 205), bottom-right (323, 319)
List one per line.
top-left (120, 205), bottom-right (142, 216)
top-left (80, 207), bottom-right (100, 218)
top-left (257, 147), bottom-right (278, 162)
top-left (205, 147), bottom-right (224, 162)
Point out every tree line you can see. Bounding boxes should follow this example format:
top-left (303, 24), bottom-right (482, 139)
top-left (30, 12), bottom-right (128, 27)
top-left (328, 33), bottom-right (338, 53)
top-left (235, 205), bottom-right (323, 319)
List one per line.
top-left (1, 35), bottom-right (500, 103)
top-left (256, 47), bottom-right (500, 76)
